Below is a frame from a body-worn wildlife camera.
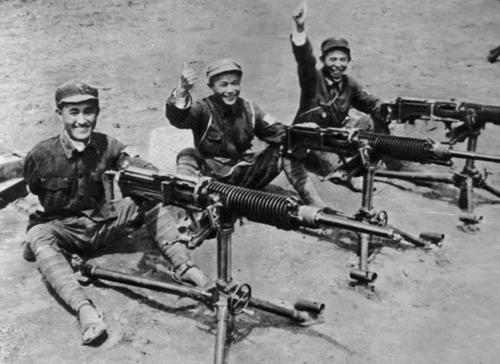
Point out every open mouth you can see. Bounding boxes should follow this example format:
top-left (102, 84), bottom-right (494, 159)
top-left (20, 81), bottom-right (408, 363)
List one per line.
top-left (222, 95), bottom-right (237, 104)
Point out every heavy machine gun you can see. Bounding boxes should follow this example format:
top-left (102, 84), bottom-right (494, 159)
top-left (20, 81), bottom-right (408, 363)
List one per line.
top-left (81, 166), bottom-right (410, 364)
top-left (386, 97), bottom-right (500, 136)
top-left (284, 125), bottom-right (500, 231)
top-left (381, 97), bottom-right (500, 229)
top-left (284, 126), bottom-right (457, 284)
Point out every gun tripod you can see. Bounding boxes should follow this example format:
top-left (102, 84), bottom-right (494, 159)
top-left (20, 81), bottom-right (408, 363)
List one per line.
top-left (78, 193), bottom-right (324, 364)
top-left (377, 110), bottom-right (500, 232)
top-left (330, 146), bottom-right (444, 285)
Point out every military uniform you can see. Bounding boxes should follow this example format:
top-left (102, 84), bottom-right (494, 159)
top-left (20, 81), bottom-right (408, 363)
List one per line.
top-left (288, 32), bottom-right (396, 183)
top-left (167, 93), bottom-right (285, 189)
top-left (24, 81), bottom-right (206, 323)
top-left (166, 58), bottom-right (327, 206)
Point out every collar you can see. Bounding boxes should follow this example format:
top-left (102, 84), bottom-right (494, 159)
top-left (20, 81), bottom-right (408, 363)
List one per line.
top-left (59, 130), bottom-right (97, 159)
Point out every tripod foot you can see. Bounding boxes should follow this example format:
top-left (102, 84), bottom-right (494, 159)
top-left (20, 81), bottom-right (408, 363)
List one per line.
top-left (349, 269), bottom-right (378, 284)
top-left (293, 299), bottom-right (325, 326)
top-left (458, 213), bottom-right (482, 233)
top-left (419, 232), bottom-right (445, 245)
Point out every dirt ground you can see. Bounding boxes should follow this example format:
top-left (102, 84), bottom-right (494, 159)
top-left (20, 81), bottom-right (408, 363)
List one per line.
top-left (1, 0), bottom-right (500, 363)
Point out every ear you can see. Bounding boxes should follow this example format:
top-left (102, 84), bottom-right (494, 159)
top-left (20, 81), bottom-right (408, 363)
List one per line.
top-left (55, 107), bottom-right (62, 118)
top-left (96, 106), bottom-right (100, 116)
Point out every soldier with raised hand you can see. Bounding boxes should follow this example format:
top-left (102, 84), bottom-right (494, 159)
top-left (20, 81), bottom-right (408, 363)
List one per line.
top-left (287, 1), bottom-right (400, 190)
top-left (23, 80), bottom-right (209, 346)
top-left (165, 58), bottom-right (327, 206)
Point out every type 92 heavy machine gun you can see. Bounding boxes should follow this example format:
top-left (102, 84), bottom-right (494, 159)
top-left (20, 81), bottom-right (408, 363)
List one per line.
top-left (379, 97), bottom-right (500, 229)
top-left (285, 125), bottom-right (500, 230)
top-left (283, 126), bottom-right (461, 284)
top-left (81, 166), bottom-right (410, 364)
top-left (283, 125), bottom-right (500, 286)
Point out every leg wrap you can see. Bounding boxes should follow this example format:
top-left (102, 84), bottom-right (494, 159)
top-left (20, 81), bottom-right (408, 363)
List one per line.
top-left (282, 158), bottom-right (327, 208)
top-left (159, 241), bottom-right (193, 269)
top-left (176, 148), bottom-right (203, 177)
top-left (143, 204), bottom-right (193, 268)
top-left (26, 224), bottom-right (89, 313)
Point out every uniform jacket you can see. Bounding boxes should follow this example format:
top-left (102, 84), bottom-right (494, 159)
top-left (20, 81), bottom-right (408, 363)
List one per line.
top-left (24, 131), bottom-right (155, 223)
top-left (292, 37), bottom-right (384, 128)
top-left (166, 93), bottom-right (285, 176)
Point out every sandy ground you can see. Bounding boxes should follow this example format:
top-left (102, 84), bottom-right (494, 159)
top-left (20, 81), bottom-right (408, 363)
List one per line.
top-left (1, 0), bottom-right (500, 363)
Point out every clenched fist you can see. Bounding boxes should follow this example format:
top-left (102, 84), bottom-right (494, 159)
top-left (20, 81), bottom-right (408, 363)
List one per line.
top-left (292, 1), bottom-right (308, 31)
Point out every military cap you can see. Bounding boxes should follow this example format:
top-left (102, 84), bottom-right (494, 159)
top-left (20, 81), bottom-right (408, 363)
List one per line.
top-left (320, 37), bottom-right (351, 58)
top-left (206, 58), bottom-right (242, 82)
top-left (55, 80), bottom-right (98, 107)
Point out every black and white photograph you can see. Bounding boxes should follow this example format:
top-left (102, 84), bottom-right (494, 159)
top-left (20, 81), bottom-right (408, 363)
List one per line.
top-left (1, 0), bottom-right (500, 363)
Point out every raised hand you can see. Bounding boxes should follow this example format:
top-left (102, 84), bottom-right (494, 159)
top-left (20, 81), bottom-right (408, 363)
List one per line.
top-left (292, 1), bottom-right (308, 31)
top-left (177, 62), bottom-right (199, 97)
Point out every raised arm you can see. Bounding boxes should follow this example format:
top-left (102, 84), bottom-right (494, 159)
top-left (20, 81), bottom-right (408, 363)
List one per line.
top-left (165, 62), bottom-right (203, 129)
top-left (291, 1), bottom-right (318, 99)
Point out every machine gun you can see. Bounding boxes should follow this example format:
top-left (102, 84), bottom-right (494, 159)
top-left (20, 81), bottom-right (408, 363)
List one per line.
top-left (82, 166), bottom-right (410, 364)
top-left (284, 126), bottom-right (456, 284)
top-left (386, 97), bottom-right (500, 134)
top-left (383, 97), bottom-right (500, 220)
top-left (284, 125), bottom-right (500, 231)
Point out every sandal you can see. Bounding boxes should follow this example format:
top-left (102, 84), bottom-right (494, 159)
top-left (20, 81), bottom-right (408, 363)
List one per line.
top-left (78, 301), bottom-right (107, 346)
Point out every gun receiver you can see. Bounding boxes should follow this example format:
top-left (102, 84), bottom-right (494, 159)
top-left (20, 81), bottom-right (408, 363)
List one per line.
top-left (284, 125), bottom-right (500, 166)
top-left (388, 97), bottom-right (500, 126)
top-left (118, 167), bottom-right (399, 239)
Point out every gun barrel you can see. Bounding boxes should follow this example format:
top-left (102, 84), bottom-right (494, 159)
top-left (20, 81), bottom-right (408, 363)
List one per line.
top-left (296, 205), bottom-right (397, 239)
top-left (460, 103), bottom-right (500, 125)
top-left (357, 131), bottom-right (445, 164)
top-left (118, 168), bottom-right (400, 239)
top-left (448, 150), bottom-right (500, 164)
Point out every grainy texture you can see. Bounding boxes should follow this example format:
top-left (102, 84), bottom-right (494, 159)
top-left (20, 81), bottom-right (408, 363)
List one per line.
top-left (1, 0), bottom-right (500, 363)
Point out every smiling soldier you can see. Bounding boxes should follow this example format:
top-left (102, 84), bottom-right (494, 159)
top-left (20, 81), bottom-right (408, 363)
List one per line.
top-left (286, 1), bottom-right (401, 191)
top-left (165, 58), bottom-right (327, 206)
top-left (23, 80), bottom-right (209, 346)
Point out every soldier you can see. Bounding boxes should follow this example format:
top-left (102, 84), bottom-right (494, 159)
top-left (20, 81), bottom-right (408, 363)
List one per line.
top-left (23, 80), bottom-right (208, 345)
top-left (165, 58), bottom-right (327, 206)
top-left (288, 1), bottom-right (400, 190)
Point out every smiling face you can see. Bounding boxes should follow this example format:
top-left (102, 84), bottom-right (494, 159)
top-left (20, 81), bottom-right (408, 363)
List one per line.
top-left (56, 101), bottom-right (99, 142)
top-left (322, 49), bottom-right (350, 81)
top-left (209, 72), bottom-right (242, 105)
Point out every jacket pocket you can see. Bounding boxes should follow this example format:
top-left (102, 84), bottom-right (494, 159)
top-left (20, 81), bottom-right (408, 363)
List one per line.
top-left (40, 177), bottom-right (70, 191)
top-left (39, 177), bottom-right (71, 211)
top-left (200, 125), bottom-right (224, 155)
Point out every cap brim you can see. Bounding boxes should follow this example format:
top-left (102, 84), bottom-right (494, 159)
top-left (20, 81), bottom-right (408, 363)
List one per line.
top-left (322, 46), bottom-right (350, 55)
top-left (207, 65), bottom-right (242, 79)
top-left (58, 94), bottom-right (98, 105)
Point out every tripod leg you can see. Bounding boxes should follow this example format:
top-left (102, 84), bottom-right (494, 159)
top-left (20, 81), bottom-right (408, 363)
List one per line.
top-left (458, 175), bottom-right (474, 211)
top-left (480, 180), bottom-right (500, 199)
top-left (349, 233), bottom-right (377, 283)
top-left (457, 174), bottom-right (482, 231)
top-left (214, 299), bottom-right (230, 364)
